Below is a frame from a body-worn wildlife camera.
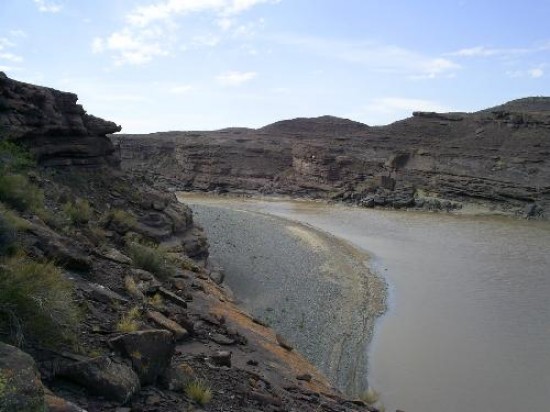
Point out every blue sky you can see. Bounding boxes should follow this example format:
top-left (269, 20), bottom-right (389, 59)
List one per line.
top-left (0, 0), bottom-right (549, 133)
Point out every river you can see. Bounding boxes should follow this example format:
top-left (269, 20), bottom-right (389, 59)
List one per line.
top-left (180, 194), bottom-right (550, 412)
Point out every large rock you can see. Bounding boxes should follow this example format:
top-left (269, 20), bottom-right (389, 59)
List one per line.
top-left (0, 342), bottom-right (45, 412)
top-left (110, 330), bottom-right (175, 385)
top-left (57, 356), bottom-right (140, 404)
top-left (0, 72), bottom-right (121, 167)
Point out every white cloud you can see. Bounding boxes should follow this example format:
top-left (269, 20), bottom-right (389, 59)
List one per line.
top-left (216, 70), bottom-right (257, 86)
top-left (350, 97), bottom-right (451, 125)
top-left (277, 35), bottom-right (459, 78)
top-left (33, 0), bottom-right (63, 13)
top-left (529, 68), bottom-right (544, 78)
top-left (127, 0), bottom-right (276, 27)
top-left (169, 84), bottom-right (194, 94)
top-left (0, 52), bottom-right (23, 63)
top-left (93, 0), bottom-right (277, 66)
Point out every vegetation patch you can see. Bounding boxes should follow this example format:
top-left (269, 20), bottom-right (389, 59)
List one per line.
top-left (185, 379), bottom-right (213, 405)
top-left (103, 209), bottom-right (137, 233)
top-left (127, 242), bottom-right (176, 280)
top-left (0, 255), bottom-right (80, 346)
top-left (63, 198), bottom-right (92, 225)
top-left (0, 174), bottom-right (44, 213)
top-left (116, 306), bottom-right (141, 333)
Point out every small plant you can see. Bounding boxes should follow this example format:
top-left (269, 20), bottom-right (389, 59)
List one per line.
top-left (0, 174), bottom-right (44, 212)
top-left (116, 306), bottom-right (141, 333)
top-left (64, 198), bottom-right (92, 225)
top-left (185, 379), bottom-right (213, 406)
top-left (127, 242), bottom-right (176, 280)
top-left (0, 255), bottom-right (80, 346)
top-left (148, 293), bottom-right (163, 309)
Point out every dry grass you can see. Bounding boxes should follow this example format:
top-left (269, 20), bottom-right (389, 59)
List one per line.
top-left (64, 198), bottom-right (92, 225)
top-left (185, 379), bottom-right (213, 405)
top-left (0, 174), bottom-right (44, 213)
top-left (0, 254), bottom-right (80, 346)
top-left (360, 387), bottom-right (380, 405)
top-left (116, 306), bottom-right (141, 333)
top-left (127, 242), bottom-right (176, 280)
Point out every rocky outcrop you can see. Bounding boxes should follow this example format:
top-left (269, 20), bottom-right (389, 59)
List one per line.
top-left (115, 97), bottom-right (550, 218)
top-left (0, 72), bottom-right (121, 166)
top-left (0, 343), bottom-right (45, 411)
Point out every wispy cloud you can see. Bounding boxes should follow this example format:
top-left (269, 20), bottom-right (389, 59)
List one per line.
top-left (277, 35), bottom-right (459, 78)
top-left (447, 43), bottom-right (550, 59)
top-left (33, 0), bottom-right (63, 13)
top-left (0, 37), bottom-right (24, 65)
top-left (216, 70), bottom-right (257, 86)
top-left (93, 0), bottom-right (278, 65)
top-left (506, 66), bottom-right (545, 79)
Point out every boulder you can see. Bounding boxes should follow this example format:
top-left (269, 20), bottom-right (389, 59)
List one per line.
top-left (57, 356), bottom-right (140, 404)
top-left (0, 342), bottom-right (45, 412)
top-left (110, 330), bottom-right (175, 385)
top-left (146, 310), bottom-right (189, 341)
top-left (44, 391), bottom-right (86, 412)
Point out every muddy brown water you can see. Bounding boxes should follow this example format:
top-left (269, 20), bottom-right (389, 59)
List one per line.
top-left (180, 194), bottom-right (550, 412)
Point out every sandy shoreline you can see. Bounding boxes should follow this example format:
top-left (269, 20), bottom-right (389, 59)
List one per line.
top-left (184, 198), bottom-right (387, 396)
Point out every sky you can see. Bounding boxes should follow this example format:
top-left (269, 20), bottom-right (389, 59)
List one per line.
top-left (0, 0), bottom-right (549, 133)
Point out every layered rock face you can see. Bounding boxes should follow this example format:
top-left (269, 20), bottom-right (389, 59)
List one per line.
top-left (0, 72), bottom-right (121, 166)
top-left (115, 98), bottom-right (550, 217)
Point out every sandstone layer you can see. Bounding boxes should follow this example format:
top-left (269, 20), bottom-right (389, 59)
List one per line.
top-left (114, 102), bottom-right (550, 218)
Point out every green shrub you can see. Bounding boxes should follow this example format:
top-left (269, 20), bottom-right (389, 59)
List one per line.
top-left (0, 140), bottom-right (34, 172)
top-left (0, 174), bottom-right (44, 212)
top-left (64, 198), bottom-right (92, 225)
top-left (185, 379), bottom-right (213, 405)
top-left (127, 242), bottom-right (176, 279)
top-left (0, 255), bottom-right (80, 346)
top-left (104, 209), bottom-right (137, 233)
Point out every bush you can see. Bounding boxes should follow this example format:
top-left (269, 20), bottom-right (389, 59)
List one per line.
top-left (0, 255), bottom-right (80, 346)
top-left (185, 379), bottom-right (213, 405)
top-left (64, 198), bottom-right (92, 225)
top-left (127, 242), bottom-right (176, 279)
top-left (0, 174), bottom-right (44, 212)
top-left (0, 140), bottom-right (34, 172)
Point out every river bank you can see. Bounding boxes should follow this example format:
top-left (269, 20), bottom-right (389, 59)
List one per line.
top-left (182, 197), bottom-right (387, 397)
top-left (180, 192), bottom-right (550, 412)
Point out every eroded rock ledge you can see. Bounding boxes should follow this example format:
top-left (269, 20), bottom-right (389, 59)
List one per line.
top-left (0, 72), bottom-right (121, 166)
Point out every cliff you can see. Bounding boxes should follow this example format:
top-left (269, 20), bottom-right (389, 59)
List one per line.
top-left (0, 72), bottom-right (121, 167)
top-left (0, 74), bottom-right (372, 411)
top-left (115, 99), bottom-right (550, 218)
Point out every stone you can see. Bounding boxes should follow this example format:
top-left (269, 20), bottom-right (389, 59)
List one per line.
top-left (209, 270), bottom-right (224, 284)
top-left (159, 363), bottom-right (196, 392)
top-left (0, 343), bottom-right (45, 412)
top-left (98, 247), bottom-right (133, 265)
top-left (296, 373), bottom-right (312, 382)
top-left (208, 351), bottom-right (232, 368)
top-left (44, 392), bottom-right (86, 412)
top-left (146, 310), bottom-right (189, 341)
top-left (110, 330), bottom-right (175, 385)
top-left (210, 333), bottom-right (235, 346)
top-left (58, 356), bottom-right (140, 404)
top-left (158, 287), bottom-right (188, 308)
top-left (275, 333), bottom-right (293, 351)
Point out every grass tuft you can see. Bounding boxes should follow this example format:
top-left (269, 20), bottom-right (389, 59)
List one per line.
top-left (185, 379), bottom-right (213, 405)
top-left (116, 306), bottom-right (141, 333)
top-left (64, 198), bottom-right (92, 225)
top-left (0, 255), bottom-right (80, 346)
top-left (0, 174), bottom-right (44, 213)
top-left (360, 387), bottom-right (380, 405)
